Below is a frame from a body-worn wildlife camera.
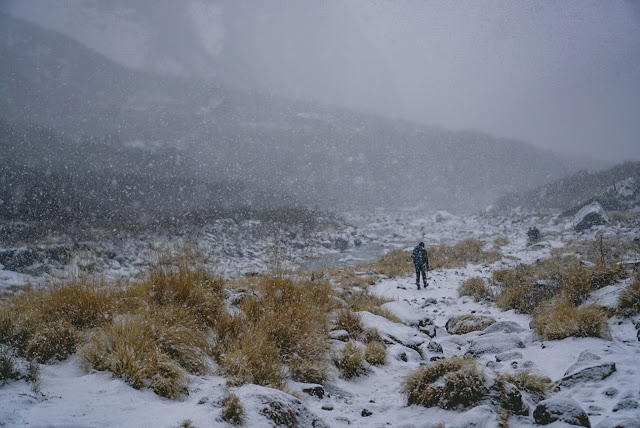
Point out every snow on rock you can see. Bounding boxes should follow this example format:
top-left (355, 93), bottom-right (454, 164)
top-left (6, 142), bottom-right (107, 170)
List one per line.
top-left (481, 320), bottom-right (526, 335)
top-left (381, 300), bottom-right (433, 327)
top-left (464, 332), bottom-right (526, 359)
top-left (533, 397), bottom-right (591, 427)
top-left (573, 202), bottom-right (609, 232)
top-left (595, 418), bottom-right (640, 428)
top-left (235, 384), bottom-right (328, 428)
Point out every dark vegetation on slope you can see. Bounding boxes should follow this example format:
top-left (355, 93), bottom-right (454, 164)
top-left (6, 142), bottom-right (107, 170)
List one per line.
top-left (494, 161), bottom-right (640, 213)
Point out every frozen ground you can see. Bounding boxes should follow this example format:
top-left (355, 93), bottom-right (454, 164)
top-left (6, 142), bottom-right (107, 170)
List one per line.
top-left (1, 210), bottom-right (639, 427)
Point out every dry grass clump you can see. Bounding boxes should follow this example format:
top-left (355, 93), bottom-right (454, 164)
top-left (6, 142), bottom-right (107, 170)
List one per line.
top-left (502, 370), bottom-right (553, 402)
top-left (446, 315), bottom-right (496, 335)
top-left (494, 236), bottom-right (510, 247)
top-left (334, 342), bottom-right (369, 379)
top-left (429, 239), bottom-right (502, 269)
top-left (364, 341), bottom-right (387, 366)
top-left (224, 276), bottom-right (334, 386)
top-left (221, 392), bottom-right (244, 425)
top-left (617, 273), bottom-right (640, 317)
top-left (530, 299), bottom-right (610, 340)
top-left (493, 256), bottom-right (628, 315)
top-left (402, 357), bottom-right (486, 410)
top-left (365, 249), bottom-right (412, 278)
top-left (0, 346), bottom-right (19, 381)
top-left (458, 277), bottom-right (490, 301)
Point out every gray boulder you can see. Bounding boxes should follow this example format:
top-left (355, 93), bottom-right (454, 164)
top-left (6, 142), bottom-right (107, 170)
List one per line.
top-left (573, 202), bottom-right (609, 232)
top-left (564, 351), bottom-right (601, 376)
top-left (533, 397), bottom-right (591, 427)
top-left (595, 418), bottom-right (640, 428)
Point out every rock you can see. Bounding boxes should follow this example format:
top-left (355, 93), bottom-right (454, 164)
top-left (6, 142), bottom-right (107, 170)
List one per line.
top-left (329, 330), bottom-right (350, 341)
top-left (446, 314), bottom-right (497, 335)
top-left (359, 312), bottom-right (426, 350)
top-left (603, 387), bottom-right (619, 398)
top-left (486, 361), bottom-right (503, 370)
top-left (495, 351), bottom-right (523, 362)
top-left (419, 325), bottom-right (437, 338)
top-left (361, 408), bottom-right (372, 417)
top-left (564, 351), bottom-right (601, 376)
top-left (559, 363), bottom-right (616, 389)
top-left (595, 418), bottom-right (640, 428)
top-left (464, 333), bottom-right (526, 358)
top-left (573, 202), bottom-right (609, 232)
top-left (426, 341), bottom-right (443, 354)
top-left (381, 301), bottom-right (433, 328)
top-left (482, 321), bottom-right (525, 335)
top-left (613, 398), bottom-right (639, 412)
top-left (302, 385), bottom-right (325, 399)
top-left (533, 397), bottom-right (591, 427)
top-left (321, 405), bottom-right (333, 411)
top-left (421, 297), bottom-right (438, 306)
top-left (498, 381), bottom-right (529, 416)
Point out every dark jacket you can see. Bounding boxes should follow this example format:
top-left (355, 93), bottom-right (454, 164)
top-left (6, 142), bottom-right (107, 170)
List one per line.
top-left (412, 245), bottom-right (428, 268)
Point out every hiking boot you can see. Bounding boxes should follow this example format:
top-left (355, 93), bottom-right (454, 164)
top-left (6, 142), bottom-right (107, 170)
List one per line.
top-left (417, 284), bottom-right (421, 290)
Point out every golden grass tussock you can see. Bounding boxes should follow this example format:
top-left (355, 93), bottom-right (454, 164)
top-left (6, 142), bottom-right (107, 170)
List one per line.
top-left (328, 266), bottom-right (378, 289)
top-left (458, 277), bottom-right (490, 301)
top-left (617, 273), bottom-right (640, 317)
top-left (81, 316), bottom-right (190, 398)
top-left (402, 357), bottom-right (485, 410)
top-left (364, 341), bottom-right (387, 366)
top-left (340, 290), bottom-right (403, 324)
top-left (333, 342), bottom-right (369, 379)
top-left (493, 236), bottom-right (510, 247)
top-left (429, 239), bottom-right (502, 269)
top-left (445, 314), bottom-right (496, 335)
top-left (530, 299), bottom-right (610, 340)
top-left (221, 392), bottom-right (244, 425)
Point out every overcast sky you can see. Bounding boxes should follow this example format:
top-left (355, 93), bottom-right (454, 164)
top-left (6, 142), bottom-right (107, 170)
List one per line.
top-left (4, 0), bottom-right (640, 162)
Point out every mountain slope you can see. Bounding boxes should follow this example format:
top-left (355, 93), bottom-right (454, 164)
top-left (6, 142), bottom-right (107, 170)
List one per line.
top-left (0, 13), bottom-right (605, 213)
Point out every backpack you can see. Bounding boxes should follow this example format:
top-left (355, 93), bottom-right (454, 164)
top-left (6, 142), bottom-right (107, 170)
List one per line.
top-left (412, 246), bottom-right (425, 266)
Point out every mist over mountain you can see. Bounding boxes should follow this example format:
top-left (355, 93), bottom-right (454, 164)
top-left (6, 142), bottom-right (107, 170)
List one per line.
top-left (0, 12), bottom-right (605, 227)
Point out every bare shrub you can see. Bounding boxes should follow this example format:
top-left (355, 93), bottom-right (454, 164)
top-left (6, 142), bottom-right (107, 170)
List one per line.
top-left (364, 341), bottom-right (387, 366)
top-left (617, 273), bottom-right (640, 317)
top-left (429, 239), bottom-right (502, 269)
top-left (531, 299), bottom-right (610, 340)
top-left (458, 277), bottom-right (490, 301)
top-left (334, 342), bottom-right (368, 379)
top-left (402, 357), bottom-right (485, 409)
top-left (221, 392), bottom-right (244, 425)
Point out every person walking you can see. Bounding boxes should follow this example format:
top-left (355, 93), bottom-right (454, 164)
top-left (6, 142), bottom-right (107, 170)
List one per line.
top-left (412, 242), bottom-right (429, 290)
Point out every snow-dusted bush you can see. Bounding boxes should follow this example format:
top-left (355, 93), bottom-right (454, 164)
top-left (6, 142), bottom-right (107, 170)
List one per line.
top-left (458, 277), bottom-right (490, 301)
top-left (334, 342), bottom-right (369, 379)
top-left (364, 341), bottom-right (387, 366)
top-left (0, 345), bottom-right (18, 381)
top-left (367, 248), bottom-right (412, 278)
top-left (341, 290), bottom-right (403, 324)
top-left (617, 273), bottom-right (640, 317)
top-left (501, 370), bottom-right (553, 403)
top-left (335, 309), bottom-right (364, 339)
top-left (531, 299), bottom-right (610, 340)
top-left (446, 314), bottom-right (496, 335)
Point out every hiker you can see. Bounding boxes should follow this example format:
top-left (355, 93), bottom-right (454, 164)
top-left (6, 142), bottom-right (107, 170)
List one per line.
top-left (412, 242), bottom-right (429, 290)
top-left (527, 227), bottom-right (540, 242)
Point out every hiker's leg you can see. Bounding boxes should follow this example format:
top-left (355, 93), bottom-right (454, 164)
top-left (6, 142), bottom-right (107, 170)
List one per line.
top-left (415, 266), bottom-right (420, 285)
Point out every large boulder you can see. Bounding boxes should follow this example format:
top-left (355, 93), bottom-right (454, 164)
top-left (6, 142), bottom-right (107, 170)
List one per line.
top-left (572, 202), bottom-right (609, 232)
top-left (533, 397), bottom-right (590, 427)
top-left (464, 333), bottom-right (525, 358)
top-left (446, 315), bottom-right (496, 335)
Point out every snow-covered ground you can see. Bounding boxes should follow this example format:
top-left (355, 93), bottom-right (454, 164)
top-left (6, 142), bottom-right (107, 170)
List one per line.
top-left (1, 210), bottom-right (639, 427)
